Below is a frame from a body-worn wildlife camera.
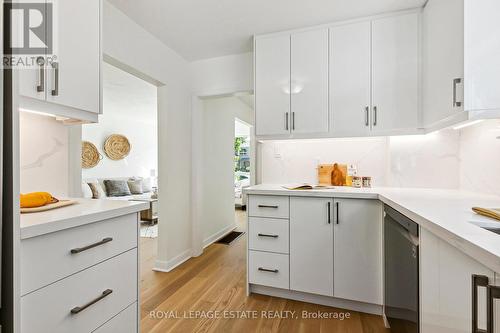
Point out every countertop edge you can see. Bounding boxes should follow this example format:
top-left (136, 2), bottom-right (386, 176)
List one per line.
top-left (20, 202), bottom-right (149, 240)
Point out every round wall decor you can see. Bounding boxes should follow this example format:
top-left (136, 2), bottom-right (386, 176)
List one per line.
top-left (103, 134), bottom-right (131, 160)
top-left (81, 141), bottom-right (102, 169)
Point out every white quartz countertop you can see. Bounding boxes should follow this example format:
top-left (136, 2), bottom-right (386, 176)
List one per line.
top-left (245, 184), bottom-right (500, 273)
top-left (20, 198), bottom-right (149, 240)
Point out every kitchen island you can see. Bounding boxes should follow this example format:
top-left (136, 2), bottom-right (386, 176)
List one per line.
top-left (20, 198), bottom-right (148, 333)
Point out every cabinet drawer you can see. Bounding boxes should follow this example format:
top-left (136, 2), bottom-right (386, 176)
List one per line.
top-left (21, 213), bottom-right (138, 296)
top-left (248, 251), bottom-right (289, 289)
top-left (248, 195), bottom-right (289, 219)
top-left (249, 217), bottom-right (289, 254)
top-left (94, 302), bottom-right (137, 333)
top-left (21, 249), bottom-right (137, 333)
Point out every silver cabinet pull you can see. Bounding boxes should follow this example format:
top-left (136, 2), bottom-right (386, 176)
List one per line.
top-left (70, 289), bottom-right (113, 314)
top-left (292, 112), bottom-right (295, 131)
top-left (487, 284), bottom-right (500, 333)
top-left (373, 106), bottom-right (377, 126)
top-left (258, 267), bottom-right (279, 273)
top-left (51, 62), bottom-right (59, 96)
top-left (70, 237), bottom-right (113, 254)
top-left (285, 112), bottom-right (289, 130)
top-left (258, 233), bottom-right (279, 238)
top-left (258, 205), bottom-right (278, 209)
top-left (472, 274), bottom-right (489, 333)
top-left (453, 78), bottom-right (462, 107)
top-left (36, 56), bottom-right (45, 92)
top-left (365, 106), bottom-right (369, 126)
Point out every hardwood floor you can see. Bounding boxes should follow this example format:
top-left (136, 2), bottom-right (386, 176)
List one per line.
top-left (139, 210), bottom-right (390, 332)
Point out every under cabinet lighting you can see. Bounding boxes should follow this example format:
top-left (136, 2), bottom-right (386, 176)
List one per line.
top-left (19, 108), bottom-right (57, 118)
top-left (452, 120), bottom-right (484, 130)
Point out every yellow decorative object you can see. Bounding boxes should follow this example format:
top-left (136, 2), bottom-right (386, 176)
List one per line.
top-left (20, 192), bottom-right (58, 208)
top-left (103, 134), bottom-right (131, 160)
top-left (82, 141), bottom-right (102, 169)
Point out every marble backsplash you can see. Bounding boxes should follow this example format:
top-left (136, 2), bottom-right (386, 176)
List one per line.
top-left (259, 120), bottom-right (500, 195)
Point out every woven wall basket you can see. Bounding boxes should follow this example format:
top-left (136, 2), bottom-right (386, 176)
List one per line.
top-left (103, 134), bottom-right (131, 160)
top-left (81, 141), bottom-right (102, 169)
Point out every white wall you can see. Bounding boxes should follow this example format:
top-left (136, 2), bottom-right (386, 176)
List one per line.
top-left (104, 1), bottom-right (192, 271)
top-left (19, 112), bottom-right (70, 197)
top-left (260, 129), bottom-right (462, 189)
top-left (459, 119), bottom-right (500, 196)
top-left (201, 96), bottom-right (253, 246)
top-left (82, 63), bottom-right (157, 180)
top-left (190, 53), bottom-right (253, 95)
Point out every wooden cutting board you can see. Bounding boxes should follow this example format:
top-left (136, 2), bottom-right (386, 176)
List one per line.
top-left (21, 200), bottom-right (77, 214)
top-left (318, 164), bottom-right (347, 186)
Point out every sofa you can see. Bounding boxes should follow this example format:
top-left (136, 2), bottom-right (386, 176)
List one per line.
top-left (82, 177), bottom-right (156, 201)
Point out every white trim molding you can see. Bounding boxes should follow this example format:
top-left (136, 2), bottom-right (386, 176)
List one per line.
top-left (153, 248), bottom-right (193, 273)
top-left (203, 224), bottom-right (237, 249)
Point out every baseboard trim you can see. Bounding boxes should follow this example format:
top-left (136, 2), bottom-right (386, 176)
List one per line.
top-left (153, 248), bottom-right (192, 273)
top-left (203, 224), bottom-right (237, 249)
top-left (249, 284), bottom-right (383, 316)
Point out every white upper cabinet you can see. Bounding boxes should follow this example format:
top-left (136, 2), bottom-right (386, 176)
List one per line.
top-left (255, 35), bottom-right (291, 137)
top-left (290, 197), bottom-right (334, 297)
top-left (290, 28), bottom-right (329, 135)
top-left (422, 0), bottom-right (464, 127)
top-left (330, 21), bottom-right (371, 136)
top-left (46, 0), bottom-right (101, 114)
top-left (18, 0), bottom-right (101, 122)
top-left (333, 198), bottom-right (382, 305)
top-left (371, 13), bottom-right (419, 134)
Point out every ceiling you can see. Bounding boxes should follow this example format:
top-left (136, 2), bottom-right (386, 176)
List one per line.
top-left (108, 0), bottom-right (426, 61)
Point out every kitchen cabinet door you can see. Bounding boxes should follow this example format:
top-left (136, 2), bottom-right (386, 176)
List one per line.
top-left (255, 35), bottom-right (291, 136)
top-left (422, 0), bottom-right (464, 127)
top-left (46, 0), bottom-right (101, 114)
top-left (290, 28), bottom-right (329, 135)
top-left (333, 198), bottom-right (382, 305)
top-left (290, 197), bottom-right (333, 296)
top-left (372, 13), bottom-right (419, 134)
top-left (420, 228), bottom-right (494, 333)
top-left (330, 22), bottom-right (371, 136)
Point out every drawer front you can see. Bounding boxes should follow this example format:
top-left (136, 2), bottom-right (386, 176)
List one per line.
top-left (21, 213), bottom-right (138, 295)
top-left (21, 249), bottom-right (137, 333)
top-left (94, 302), bottom-right (137, 333)
top-left (249, 217), bottom-right (289, 254)
top-left (248, 195), bottom-right (289, 219)
top-left (248, 250), bottom-right (289, 289)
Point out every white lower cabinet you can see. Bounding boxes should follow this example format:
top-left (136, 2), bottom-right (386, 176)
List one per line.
top-left (290, 197), bottom-right (334, 296)
top-left (94, 302), bottom-right (138, 333)
top-left (333, 198), bottom-right (383, 304)
top-left (248, 251), bottom-right (289, 290)
top-left (420, 228), bottom-right (500, 333)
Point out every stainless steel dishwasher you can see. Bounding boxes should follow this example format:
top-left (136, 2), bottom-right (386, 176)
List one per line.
top-left (384, 205), bottom-right (419, 333)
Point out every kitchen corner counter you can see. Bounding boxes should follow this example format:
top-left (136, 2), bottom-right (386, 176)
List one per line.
top-left (245, 185), bottom-right (500, 273)
top-left (20, 198), bottom-right (149, 240)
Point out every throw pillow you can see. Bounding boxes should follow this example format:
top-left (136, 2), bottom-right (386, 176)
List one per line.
top-left (127, 179), bottom-right (143, 194)
top-left (81, 182), bottom-right (93, 199)
top-left (142, 177), bottom-right (152, 193)
top-left (103, 179), bottom-right (132, 197)
top-left (88, 182), bottom-right (106, 199)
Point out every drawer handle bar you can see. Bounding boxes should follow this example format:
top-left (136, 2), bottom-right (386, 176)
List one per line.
top-left (70, 289), bottom-right (113, 315)
top-left (258, 267), bottom-right (279, 273)
top-left (257, 205), bottom-right (279, 209)
top-left (258, 233), bottom-right (279, 238)
top-left (70, 237), bottom-right (113, 254)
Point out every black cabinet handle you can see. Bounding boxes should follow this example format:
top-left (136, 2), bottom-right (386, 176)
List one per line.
top-left (70, 289), bottom-right (113, 314)
top-left (472, 274), bottom-right (489, 333)
top-left (258, 205), bottom-right (278, 209)
top-left (258, 233), bottom-right (278, 238)
top-left (487, 285), bottom-right (500, 333)
top-left (327, 202), bottom-right (331, 224)
top-left (336, 202), bottom-right (340, 224)
top-left (258, 267), bottom-right (279, 273)
top-left (70, 237), bottom-right (113, 254)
